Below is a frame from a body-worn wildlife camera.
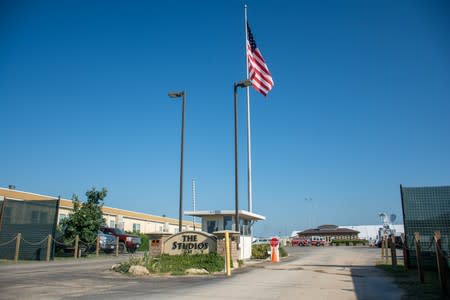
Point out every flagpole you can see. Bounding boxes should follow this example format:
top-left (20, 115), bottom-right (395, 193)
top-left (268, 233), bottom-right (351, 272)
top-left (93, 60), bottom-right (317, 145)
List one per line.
top-left (244, 4), bottom-right (253, 213)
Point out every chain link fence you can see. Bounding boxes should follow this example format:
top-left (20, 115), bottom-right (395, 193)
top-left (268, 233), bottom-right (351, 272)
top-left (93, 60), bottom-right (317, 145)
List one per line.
top-left (0, 198), bottom-right (58, 260)
top-left (401, 185), bottom-right (450, 269)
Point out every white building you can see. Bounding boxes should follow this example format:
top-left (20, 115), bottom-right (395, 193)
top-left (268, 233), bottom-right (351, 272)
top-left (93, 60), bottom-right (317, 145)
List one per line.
top-left (185, 210), bottom-right (265, 260)
top-left (0, 187), bottom-right (200, 234)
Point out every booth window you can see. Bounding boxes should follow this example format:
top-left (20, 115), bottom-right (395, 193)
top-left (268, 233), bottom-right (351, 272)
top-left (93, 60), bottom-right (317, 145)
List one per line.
top-left (241, 219), bottom-right (251, 235)
top-left (223, 216), bottom-right (232, 230)
top-left (207, 220), bottom-right (216, 233)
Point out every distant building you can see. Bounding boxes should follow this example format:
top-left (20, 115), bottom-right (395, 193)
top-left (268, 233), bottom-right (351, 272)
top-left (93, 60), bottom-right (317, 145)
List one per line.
top-left (290, 230), bottom-right (301, 238)
top-left (0, 187), bottom-right (200, 234)
top-left (339, 225), bottom-right (404, 242)
top-left (297, 224), bottom-right (359, 242)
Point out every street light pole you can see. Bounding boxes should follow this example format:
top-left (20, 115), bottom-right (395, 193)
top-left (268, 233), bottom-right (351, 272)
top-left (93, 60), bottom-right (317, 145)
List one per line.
top-left (233, 80), bottom-right (252, 249)
top-left (168, 91), bottom-right (185, 233)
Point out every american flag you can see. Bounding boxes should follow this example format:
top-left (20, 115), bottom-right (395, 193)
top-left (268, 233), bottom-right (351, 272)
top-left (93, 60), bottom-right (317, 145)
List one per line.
top-left (247, 22), bottom-right (274, 96)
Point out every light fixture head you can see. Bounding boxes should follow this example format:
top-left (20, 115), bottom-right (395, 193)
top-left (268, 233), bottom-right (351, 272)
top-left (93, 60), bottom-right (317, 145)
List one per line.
top-left (235, 79), bottom-right (252, 88)
top-left (168, 91), bottom-right (184, 98)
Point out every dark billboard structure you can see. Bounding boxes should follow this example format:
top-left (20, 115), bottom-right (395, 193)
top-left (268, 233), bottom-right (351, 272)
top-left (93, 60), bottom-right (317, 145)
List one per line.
top-left (0, 198), bottom-right (59, 260)
top-left (400, 185), bottom-right (450, 269)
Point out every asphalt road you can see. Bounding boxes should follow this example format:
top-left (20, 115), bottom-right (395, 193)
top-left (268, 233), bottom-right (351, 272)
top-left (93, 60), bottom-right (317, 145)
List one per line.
top-left (0, 247), bottom-right (404, 299)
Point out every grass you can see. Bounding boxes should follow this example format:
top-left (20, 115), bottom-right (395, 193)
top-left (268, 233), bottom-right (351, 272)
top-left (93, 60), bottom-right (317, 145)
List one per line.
top-left (376, 261), bottom-right (449, 299)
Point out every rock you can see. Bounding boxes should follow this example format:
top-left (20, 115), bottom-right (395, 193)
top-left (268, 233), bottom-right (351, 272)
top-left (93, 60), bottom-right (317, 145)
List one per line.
top-left (111, 264), bottom-right (121, 271)
top-left (128, 265), bottom-right (150, 276)
top-left (185, 268), bottom-right (209, 275)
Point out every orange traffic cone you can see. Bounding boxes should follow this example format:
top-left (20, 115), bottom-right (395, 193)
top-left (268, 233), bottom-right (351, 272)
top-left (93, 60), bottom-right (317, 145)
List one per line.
top-left (271, 246), bottom-right (278, 263)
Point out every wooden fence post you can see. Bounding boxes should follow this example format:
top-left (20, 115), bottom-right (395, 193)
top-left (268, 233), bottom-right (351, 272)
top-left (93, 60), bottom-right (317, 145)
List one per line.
top-left (96, 235), bottom-right (100, 257)
top-left (383, 237), bottom-right (389, 261)
top-left (434, 231), bottom-right (448, 295)
top-left (414, 232), bottom-right (424, 284)
top-left (115, 236), bottom-right (119, 256)
top-left (401, 233), bottom-right (408, 272)
top-left (381, 237), bottom-right (384, 258)
top-left (14, 233), bottom-right (21, 262)
top-left (74, 235), bottom-right (79, 259)
top-left (390, 235), bottom-right (397, 266)
top-left (46, 234), bottom-right (52, 261)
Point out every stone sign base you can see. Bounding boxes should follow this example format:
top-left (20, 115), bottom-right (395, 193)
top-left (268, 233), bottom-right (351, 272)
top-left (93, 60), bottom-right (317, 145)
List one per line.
top-left (145, 230), bottom-right (239, 267)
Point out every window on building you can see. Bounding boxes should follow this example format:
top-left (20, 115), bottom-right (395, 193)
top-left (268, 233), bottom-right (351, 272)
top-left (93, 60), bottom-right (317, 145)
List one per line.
top-left (40, 212), bottom-right (48, 224)
top-left (58, 214), bottom-right (67, 223)
top-left (109, 220), bottom-right (115, 228)
top-left (207, 220), bottom-right (216, 234)
top-left (31, 210), bottom-right (39, 224)
top-left (133, 223), bottom-right (141, 233)
top-left (223, 216), bottom-right (232, 230)
top-left (159, 226), bottom-right (163, 232)
top-left (3, 207), bottom-right (12, 224)
top-left (117, 222), bottom-right (125, 230)
top-left (241, 219), bottom-right (251, 235)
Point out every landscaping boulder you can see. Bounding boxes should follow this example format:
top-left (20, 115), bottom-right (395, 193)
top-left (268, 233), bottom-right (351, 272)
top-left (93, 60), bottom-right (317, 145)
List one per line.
top-left (129, 265), bottom-right (150, 276)
top-left (111, 264), bottom-right (120, 271)
top-left (185, 268), bottom-right (209, 275)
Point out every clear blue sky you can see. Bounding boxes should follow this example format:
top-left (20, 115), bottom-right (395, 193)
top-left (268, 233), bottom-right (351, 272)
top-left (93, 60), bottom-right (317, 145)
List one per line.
top-left (1, 1), bottom-right (450, 236)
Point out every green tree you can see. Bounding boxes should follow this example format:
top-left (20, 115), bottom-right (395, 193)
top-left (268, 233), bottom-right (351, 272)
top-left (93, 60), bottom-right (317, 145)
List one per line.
top-left (61, 187), bottom-right (107, 243)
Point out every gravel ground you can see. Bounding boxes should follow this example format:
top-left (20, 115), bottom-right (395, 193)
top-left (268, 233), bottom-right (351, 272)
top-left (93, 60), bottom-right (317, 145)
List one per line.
top-left (0, 247), bottom-right (404, 299)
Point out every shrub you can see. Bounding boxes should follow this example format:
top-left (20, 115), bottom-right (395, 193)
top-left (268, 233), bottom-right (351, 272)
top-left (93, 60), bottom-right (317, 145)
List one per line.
top-left (279, 247), bottom-right (288, 258)
top-left (114, 256), bottom-right (145, 273)
top-left (252, 244), bottom-right (288, 259)
top-left (147, 253), bottom-right (224, 274)
top-left (330, 239), bottom-right (368, 246)
top-left (137, 233), bottom-right (149, 251)
top-left (252, 244), bottom-right (270, 259)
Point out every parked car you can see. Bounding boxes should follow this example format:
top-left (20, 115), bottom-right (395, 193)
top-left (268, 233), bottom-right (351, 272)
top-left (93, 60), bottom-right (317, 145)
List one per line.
top-left (310, 236), bottom-right (326, 246)
top-left (55, 230), bottom-right (116, 256)
top-left (252, 238), bottom-right (269, 245)
top-left (54, 230), bottom-right (89, 257)
top-left (98, 230), bottom-right (116, 253)
top-left (54, 237), bottom-right (88, 256)
top-left (376, 236), bottom-right (403, 249)
top-left (100, 227), bottom-right (141, 253)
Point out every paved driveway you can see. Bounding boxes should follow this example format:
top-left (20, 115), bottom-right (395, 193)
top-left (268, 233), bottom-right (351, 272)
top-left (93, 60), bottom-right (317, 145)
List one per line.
top-left (0, 247), bottom-right (404, 299)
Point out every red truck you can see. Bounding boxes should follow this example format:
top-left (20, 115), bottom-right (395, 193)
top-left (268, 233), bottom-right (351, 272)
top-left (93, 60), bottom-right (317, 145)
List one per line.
top-left (310, 236), bottom-right (326, 246)
top-left (291, 238), bottom-right (310, 247)
top-left (100, 227), bottom-right (141, 253)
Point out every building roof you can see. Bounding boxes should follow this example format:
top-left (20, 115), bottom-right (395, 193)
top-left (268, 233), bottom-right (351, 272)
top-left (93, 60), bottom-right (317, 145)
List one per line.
top-left (0, 187), bottom-right (200, 227)
top-left (184, 210), bottom-right (266, 221)
top-left (298, 224), bottom-right (360, 235)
